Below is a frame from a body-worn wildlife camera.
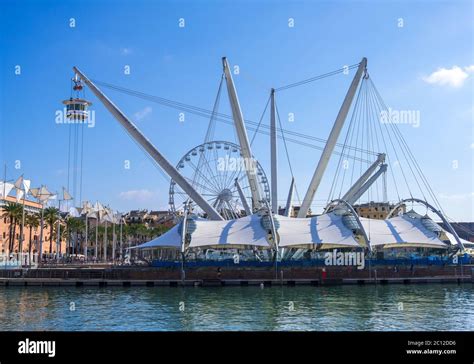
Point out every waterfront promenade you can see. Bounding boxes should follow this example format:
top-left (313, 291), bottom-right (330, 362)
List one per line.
top-left (1, 264), bottom-right (472, 287)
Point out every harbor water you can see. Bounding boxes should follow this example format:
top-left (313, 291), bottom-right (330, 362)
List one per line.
top-left (0, 284), bottom-right (473, 331)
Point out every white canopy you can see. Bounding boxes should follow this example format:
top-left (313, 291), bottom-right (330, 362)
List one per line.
top-left (361, 215), bottom-right (448, 248)
top-left (133, 224), bottom-right (182, 249)
top-left (188, 214), bottom-right (270, 249)
top-left (277, 213), bottom-right (362, 248)
top-left (0, 182), bottom-right (14, 199)
top-left (444, 231), bottom-right (473, 247)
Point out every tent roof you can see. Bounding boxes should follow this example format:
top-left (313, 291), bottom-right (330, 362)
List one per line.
top-left (133, 224), bottom-right (182, 249)
top-left (360, 215), bottom-right (448, 248)
top-left (443, 231), bottom-right (473, 247)
top-left (188, 214), bottom-right (270, 249)
top-left (277, 212), bottom-right (362, 248)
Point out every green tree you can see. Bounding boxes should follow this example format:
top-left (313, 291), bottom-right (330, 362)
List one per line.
top-left (25, 213), bottom-right (40, 253)
top-left (43, 207), bottom-right (59, 254)
top-left (2, 202), bottom-right (22, 253)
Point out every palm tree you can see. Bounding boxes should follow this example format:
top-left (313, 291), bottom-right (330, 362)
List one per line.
top-left (2, 202), bottom-right (22, 253)
top-left (53, 219), bottom-right (68, 255)
top-left (25, 213), bottom-right (40, 254)
top-left (65, 217), bottom-right (84, 255)
top-left (43, 207), bottom-right (59, 255)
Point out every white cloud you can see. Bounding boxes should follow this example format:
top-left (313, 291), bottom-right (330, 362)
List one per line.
top-left (423, 66), bottom-right (470, 88)
top-left (119, 189), bottom-right (157, 202)
top-left (120, 47), bottom-right (132, 55)
top-left (464, 65), bottom-right (474, 73)
top-left (133, 106), bottom-right (152, 121)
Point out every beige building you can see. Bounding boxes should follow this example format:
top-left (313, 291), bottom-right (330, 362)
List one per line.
top-left (0, 195), bottom-right (67, 255)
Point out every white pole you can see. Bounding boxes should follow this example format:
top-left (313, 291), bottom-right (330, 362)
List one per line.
top-left (39, 197), bottom-right (45, 263)
top-left (346, 164), bottom-right (388, 205)
top-left (342, 153), bottom-right (385, 202)
top-left (84, 214), bottom-right (88, 261)
top-left (20, 190), bottom-right (26, 258)
top-left (180, 201), bottom-right (189, 283)
top-left (56, 199), bottom-right (61, 262)
top-left (222, 58), bottom-right (262, 210)
top-left (284, 177), bottom-right (295, 217)
top-left (95, 213), bottom-right (98, 261)
top-left (235, 178), bottom-right (251, 215)
top-left (73, 67), bottom-right (223, 221)
top-left (103, 221), bottom-right (108, 262)
top-left (112, 216), bottom-right (116, 263)
top-left (119, 217), bottom-right (123, 260)
top-left (298, 58), bottom-right (367, 218)
top-left (270, 89), bottom-right (278, 214)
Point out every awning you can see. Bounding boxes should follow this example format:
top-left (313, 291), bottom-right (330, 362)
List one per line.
top-left (277, 213), bottom-right (362, 249)
top-left (360, 215), bottom-right (448, 248)
top-left (132, 224), bottom-right (182, 249)
top-left (443, 231), bottom-right (473, 247)
top-left (188, 214), bottom-right (270, 249)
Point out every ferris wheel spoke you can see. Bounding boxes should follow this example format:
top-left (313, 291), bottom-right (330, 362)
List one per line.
top-left (216, 147), bottom-right (229, 190)
top-left (224, 164), bottom-right (242, 190)
top-left (187, 158), bottom-right (215, 191)
top-left (178, 177), bottom-right (219, 197)
top-left (210, 152), bottom-right (226, 192)
top-left (169, 142), bottom-right (269, 220)
top-left (211, 146), bottom-right (223, 190)
top-left (236, 171), bottom-right (248, 186)
top-left (188, 178), bottom-right (220, 196)
top-left (184, 175), bottom-right (219, 194)
top-left (186, 160), bottom-right (222, 194)
top-left (223, 149), bottom-right (244, 189)
top-left (193, 153), bottom-right (223, 193)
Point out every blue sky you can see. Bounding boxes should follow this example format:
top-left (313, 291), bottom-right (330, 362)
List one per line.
top-left (0, 0), bottom-right (473, 221)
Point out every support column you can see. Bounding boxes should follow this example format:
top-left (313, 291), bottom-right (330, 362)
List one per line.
top-left (298, 58), bottom-right (367, 217)
top-left (222, 58), bottom-right (262, 210)
top-left (270, 89), bottom-right (278, 214)
top-left (73, 67), bottom-right (223, 221)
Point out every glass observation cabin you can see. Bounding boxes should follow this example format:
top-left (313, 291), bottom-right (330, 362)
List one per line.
top-left (62, 98), bottom-right (92, 121)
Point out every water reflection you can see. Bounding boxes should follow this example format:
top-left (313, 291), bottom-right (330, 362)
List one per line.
top-left (0, 285), bottom-right (472, 331)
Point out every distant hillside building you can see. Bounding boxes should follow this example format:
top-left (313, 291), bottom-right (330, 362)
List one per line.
top-left (124, 209), bottom-right (175, 228)
top-left (353, 202), bottom-right (406, 220)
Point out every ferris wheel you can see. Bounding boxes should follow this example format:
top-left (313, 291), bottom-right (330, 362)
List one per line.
top-left (169, 141), bottom-right (270, 219)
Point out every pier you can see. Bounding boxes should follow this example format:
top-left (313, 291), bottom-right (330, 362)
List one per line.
top-left (0, 265), bottom-right (472, 287)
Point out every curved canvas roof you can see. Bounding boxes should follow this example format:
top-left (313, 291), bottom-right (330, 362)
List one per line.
top-left (135, 212), bottom-right (456, 251)
top-left (277, 212), bottom-right (362, 248)
top-left (188, 214), bottom-right (269, 249)
top-left (444, 231), bottom-right (473, 247)
top-left (133, 224), bottom-right (182, 249)
top-left (360, 215), bottom-right (448, 248)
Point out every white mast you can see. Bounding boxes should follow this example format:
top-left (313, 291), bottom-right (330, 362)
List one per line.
top-left (222, 57), bottom-right (262, 210)
top-left (346, 164), bottom-right (387, 205)
top-left (342, 153), bottom-right (385, 202)
top-left (73, 67), bottom-right (224, 221)
top-left (298, 58), bottom-right (367, 218)
top-left (270, 88), bottom-right (278, 214)
top-left (235, 178), bottom-right (252, 216)
top-left (284, 177), bottom-right (295, 217)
